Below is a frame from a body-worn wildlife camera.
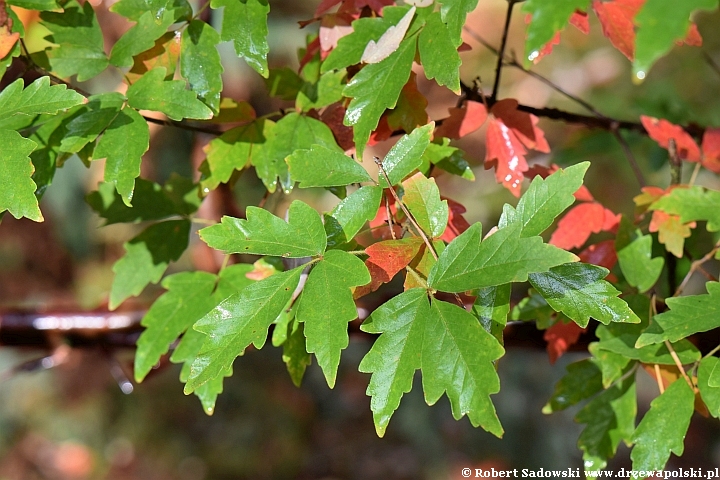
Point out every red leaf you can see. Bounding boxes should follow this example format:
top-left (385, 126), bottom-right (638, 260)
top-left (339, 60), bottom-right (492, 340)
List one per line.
top-left (528, 10), bottom-right (587, 63)
top-left (701, 127), bottom-right (720, 173)
top-left (368, 114), bottom-right (394, 146)
top-left (544, 321), bottom-right (585, 364)
top-left (321, 102), bottom-right (355, 152)
top-left (592, 0), bottom-right (643, 60)
top-left (681, 23), bottom-right (703, 47)
top-left (524, 164), bottom-right (594, 201)
top-left (569, 11), bottom-right (590, 34)
top-left (369, 193), bottom-right (402, 239)
top-left (434, 100), bottom-right (488, 139)
top-left (355, 0), bottom-right (394, 13)
top-left (640, 116), bottom-right (701, 162)
top-left (440, 198), bottom-right (471, 242)
top-left (578, 239), bottom-right (618, 272)
top-left (387, 73), bottom-right (429, 133)
top-left (299, 37), bottom-right (321, 72)
top-left (355, 238), bottom-right (423, 297)
top-left (315, 0), bottom-right (343, 16)
top-left (484, 99), bottom-right (550, 197)
top-left (549, 202), bottom-right (620, 250)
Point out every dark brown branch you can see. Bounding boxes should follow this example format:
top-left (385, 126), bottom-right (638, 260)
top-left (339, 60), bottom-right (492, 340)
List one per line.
top-left (490, 0), bottom-right (517, 103)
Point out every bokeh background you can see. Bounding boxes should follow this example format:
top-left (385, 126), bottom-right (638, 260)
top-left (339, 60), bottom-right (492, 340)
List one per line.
top-left (2, 0), bottom-right (720, 478)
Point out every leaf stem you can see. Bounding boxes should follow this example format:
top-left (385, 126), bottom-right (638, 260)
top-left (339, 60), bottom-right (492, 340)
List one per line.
top-left (654, 364), bottom-right (665, 394)
top-left (674, 239), bottom-right (720, 296)
top-left (490, 0), bottom-right (517, 104)
top-left (663, 339), bottom-right (695, 390)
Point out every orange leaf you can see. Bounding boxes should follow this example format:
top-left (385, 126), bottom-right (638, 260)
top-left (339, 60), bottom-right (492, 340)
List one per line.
top-left (592, 0), bottom-right (643, 60)
top-left (649, 210), bottom-right (695, 258)
top-left (368, 115), bottom-right (395, 146)
top-left (484, 117), bottom-right (528, 197)
top-left (434, 100), bottom-right (487, 139)
top-left (641, 116), bottom-right (701, 162)
top-left (544, 320), bottom-right (585, 364)
top-left (368, 194), bottom-right (402, 239)
top-left (127, 32), bottom-right (181, 82)
top-left (701, 127), bottom-right (720, 173)
top-left (355, 238), bottom-right (423, 297)
top-left (677, 23), bottom-right (703, 47)
top-left (299, 36), bottom-right (321, 72)
top-left (440, 198), bottom-right (471, 242)
top-left (0, 26), bottom-right (19, 59)
top-left (569, 11), bottom-right (590, 34)
top-left (550, 202), bottom-right (620, 250)
top-left (524, 164), bottom-right (594, 201)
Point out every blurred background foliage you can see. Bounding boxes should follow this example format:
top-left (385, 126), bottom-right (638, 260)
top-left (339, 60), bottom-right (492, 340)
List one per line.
top-left (1, 0), bottom-right (720, 478)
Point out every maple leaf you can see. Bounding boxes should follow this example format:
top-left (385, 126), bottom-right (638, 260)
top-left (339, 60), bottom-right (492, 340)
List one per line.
top-left (299, 37), bottom-right (321, 72)
top-left (368, 115), bottom-right (395, 146)
top-left (434, 100), bottom-right (487, 139)
top-left (701, 127), bottom-right (720, 173)
top-left (524, 163), bottom-right (594, 201)
top-left (550, 202), bottom-right (620, 250)
top-left (544, 319), bottom-right (585, 364)
top-left (320, 102), bottom-right (355, 151)
top-left (640, 116), bottom-right (701, 162)
top-left (649, 210), bottom-right (696, 258)
top-left (633, 185), bottom-right (669, 212)
top-left (592, 0), bottom-right (643, 60)
top-left (368, 191), bottom-right (402, 239)
top-left (484, 99), bottom-right (549, 197)
top-left (440, 198), bottom-right (471, 242)
top-left (578, 240), bottom-right (618, 272)
top-left (387, 73), bottom-right (429, 133)
top-left (527, 11), bottom-right (589, 63)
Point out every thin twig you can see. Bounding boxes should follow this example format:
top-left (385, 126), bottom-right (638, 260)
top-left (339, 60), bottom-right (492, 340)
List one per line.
top-left (384, 193), bottom-right (397, 240)
top-left (689, 162), bottom-right (702, 186)
top-left (490, 0), bottom-right (517, 103)
top-left (611, 125), bottom-right (647, 187)
top-left (375, 158), bottom-right (437, 260)
top-left (654, 364), bottom-right (665, 394)
top-left (664, 340), bottom-right (695, 390)
top-left (674, 240), bottom-right (720, 296)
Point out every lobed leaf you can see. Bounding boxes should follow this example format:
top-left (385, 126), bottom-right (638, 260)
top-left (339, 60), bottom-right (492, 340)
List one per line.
top-left (181, 20), bottom-right (223, 113)
top-left (698, 356), bottom-right (720, 418)
top-left (418, 11), bottom-right (461, 92)
top-left (58, 92), bottom-right (125, 154)
top-left (0, 129), bottom-right (42, 222)
top-left (401, 172), bottom-right (448, 238)
top-left (127, 67), bottom-right (213, 121)
top-left (522, 0), bottom-right (592, 64)
top-left (542, 358), bottom-right (603, 413)
top-left (287, 144), bottom-right (372, 188)
top-left (211, 0), bottom-right (269, 77)
top-left (199, 200), bottom-right (326, 258)
top-left (324, 185), bottom-right (383, 247)
top-left (649, 185), bottom-right (720, 232)
top-left (0, 76), bottom-right (84, 119)
top-left (380, 122), bottom-right (434, 187)
top-left (109, 9), bottom-right (176, 68)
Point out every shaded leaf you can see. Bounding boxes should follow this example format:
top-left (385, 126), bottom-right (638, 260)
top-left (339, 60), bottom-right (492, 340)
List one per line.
top-left (630, 379), bottom-right (694, 472)
top-left (472, 284), bottom-right (511, 345)
top-left (543, 358), bottom-right (603, 413)
top-left (434, 101), bottom-right (487, 139)
top-left (282, 319), bottom-right (312, 387)
top-left (296, 69), bottom-right (346, 112)
top-left (110, 9), bottom-right (176, 68)
top-left (544, 320), bottom-right (585, 364)
top-left (109, 220), bottom-right (190, 309)
top-left (199, 200), bottom-right (326, 258)
top-left (422, 138), bottom-right (474, 181)
top-left (298, 250), bottom-right (370, 386)
top-left (127, 31), bottom-right (181, 82)
top-left (181, 20), bottom-right (223, 113)
top-left (58, 92), bottom-right (125, 154)
top-left (698, 356), bottom-right (720, 418)
top-left (386, 73), bottom-right (428, 133)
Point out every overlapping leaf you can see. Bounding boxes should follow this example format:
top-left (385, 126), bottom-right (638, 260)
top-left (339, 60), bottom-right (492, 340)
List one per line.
top-left (698, 356), bottom-right (720, 418)
top-left (543, 358), bottom-right (603, 413)
top-left (359, 290), bottom-right (504, 437)
top-left (630, 379), bottom-right (694, 472)
top-left (199, 200), bottom-right (326, 258)
top-left (110, 9), bottom-right (177, 68)
top-left (649, 185), bottom-right (720, 232)
top-left (378, 122), bottom-right (433, 187)
top-left (185, 266), bottom-right (304, 392)
top-left (522, 0), bottom-right (591, 64)
top-left (401, 173), bottom-right (448, 238)
top-left (324, 185), bottom-right (383, 247)
top-left (287, 144), bottom-right (372, 187)
top-left (440, 0), bottom-right (478, 46)
top-left (58, 92), bottom-right (125, 154)
top-left (0, 76), bottom-right (84, 119)
top-left (549, 202), bottom-right (619, 250)
top-left (127, 67), bottom-right (213, 121)
top-left (418, 11), bottom-right (460, 92)
top-left (615, 219), bottom-right (664, 293)
top-left (297, 250), bottom-right (370, 387)
top-left (472, 284), bottom-right (511, 345)
top-left (110, 219), bottom-right (190, 309)
top-left (181, 20), bottom-right (223, 113)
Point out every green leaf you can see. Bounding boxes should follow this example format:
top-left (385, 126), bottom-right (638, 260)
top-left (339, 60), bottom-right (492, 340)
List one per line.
top-left (343, 35), bottom-right (417, 158)
top-left (499, 162), bottom-right (589, 237)
top-left (109, 9), bottom-right (176, 68)
top-left (297, 250), bottom-right (370, 387)
top-left (109, 219), bottom-right (190, 309)
top-left (287, 145), bottom-right (372, 188)
top-left (698, 356), bottom-right (720, 418)
top-left (649, 185), bottom-right (720, 232)
top-left (59, 92), bottom-right (125, 154)
top-left (211, 0), bottom-right (269, 77)
top-left (185, 266), bottom-right (304, 392)
top-left (110, 0), bottom-right (191, 21)
top-left (322, 6), bottom-right (413, 73)
top-left (135, 264), bottom-right (254, 382)
top-left (630, 379), bottom-right (694, 472)
top-left (252, 113), bottom-right (339, 193)
top-left (595, 318), bottom-right (701, 365)
top-left (296, 69), bottom-right (346, 112)
top-left (380, 123), bottom-right (433, 188)
top-left (529, 263), bottom-right (640, 328)
top-left (324, 185), bottom-right (383, 248)
top-left (28, 115), bottom-right (64, 200)
top-left (576, 377), bottom-right (636, 471)
top-left (282, 319), bottom-right (312, 387)
top-left (439, 0), bottom-right (478, 46)
top-left (266, 67), bottom-right (304, 100)
top-left (471, 284), bottom-right (511, 345)
top-left (95, 107), bottom-right (150, 206)
top-left (200, 119), bottom-right (267, 191)
top-left (199, 200), bottom-right (326, 257)
top-left (542, 358), bottom-right (603, 413)
top-left (7, 0), bottom-right (58, 10)
top-left (0, 130), bottom-right (42, 222)
top-left (0, 76), bottom-right (84, 119)
top-left (181, 20), bottom-right (223, 113)
top-left (634, 0), bottom-right (718, 78)
top-left (360, 290), bottom-right (505, 437)
top-left (87, 177), bottom-right (199, 224)
top-left (428, 222), bottom-right (577, 293)
top-left (422, 138), bottom-right (474, 180)
top-left (40, 1), bottom-right (108, 81)
top-left (616, 230), bottom-right (664, 293)
top-left (589, 343), bottom-right (632, 388)
top-left (418, 12), bottom-right (460, 93)
top-left (127, 67), bottom-right (213, 121)
top-left (637, 282), bottom-right (720, 347)
top-left (401, 173), bottom-right (448, 238)
top-left (512, 290), bottom-right (556, 328)
top-left (522, 0), bottom-right (591, 64)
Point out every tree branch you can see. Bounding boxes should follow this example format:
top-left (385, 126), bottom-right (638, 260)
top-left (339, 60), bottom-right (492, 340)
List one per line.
top-left (490, 0), bottom-right (517, 103)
